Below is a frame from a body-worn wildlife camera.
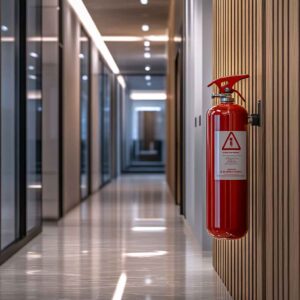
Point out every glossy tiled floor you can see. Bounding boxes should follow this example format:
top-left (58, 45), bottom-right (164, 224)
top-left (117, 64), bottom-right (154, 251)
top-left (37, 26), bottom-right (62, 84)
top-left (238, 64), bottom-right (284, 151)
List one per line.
top-left (0, 175), bottom-right (231, 300)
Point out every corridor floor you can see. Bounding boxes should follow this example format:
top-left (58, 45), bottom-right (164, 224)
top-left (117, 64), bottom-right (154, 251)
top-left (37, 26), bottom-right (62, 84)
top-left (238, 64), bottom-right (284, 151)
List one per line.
top-left (0, 175), bottom-right (231, 300)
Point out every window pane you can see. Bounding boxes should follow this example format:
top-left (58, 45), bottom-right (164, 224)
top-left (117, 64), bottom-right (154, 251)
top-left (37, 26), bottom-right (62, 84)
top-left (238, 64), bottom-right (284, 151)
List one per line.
top-left (27, 0), bottom-right (42, 231)
top-left (80, 28), bottom-right (90, 199)
top-left (1, 0), bottom-right (18, 249)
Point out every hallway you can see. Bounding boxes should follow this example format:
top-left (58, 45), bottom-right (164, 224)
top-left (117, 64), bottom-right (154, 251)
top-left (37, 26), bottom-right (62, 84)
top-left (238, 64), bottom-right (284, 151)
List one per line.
top-left (0, 176), bottom-right (230, 300)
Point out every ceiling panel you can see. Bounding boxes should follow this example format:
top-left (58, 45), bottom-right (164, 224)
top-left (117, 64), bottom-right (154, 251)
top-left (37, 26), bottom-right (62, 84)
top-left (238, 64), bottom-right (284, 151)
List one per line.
top-left (83, 0), bottom-right (169, 74)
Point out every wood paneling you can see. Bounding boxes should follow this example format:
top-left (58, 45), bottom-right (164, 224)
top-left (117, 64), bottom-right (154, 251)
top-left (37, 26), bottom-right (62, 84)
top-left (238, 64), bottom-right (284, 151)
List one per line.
top-left (212, 0), bottom-right (300, 299)
top-left (166, 0), bottom-right (184, 202)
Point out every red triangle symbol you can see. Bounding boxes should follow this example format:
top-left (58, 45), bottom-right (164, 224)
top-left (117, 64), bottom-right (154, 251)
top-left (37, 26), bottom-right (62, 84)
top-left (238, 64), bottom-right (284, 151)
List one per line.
top-left (222, 132), bottom-right (241, 150)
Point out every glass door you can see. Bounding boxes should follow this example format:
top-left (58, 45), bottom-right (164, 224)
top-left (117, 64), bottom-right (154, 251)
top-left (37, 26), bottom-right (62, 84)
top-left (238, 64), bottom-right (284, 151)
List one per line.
top-left (100, 66), bottom-right (112, 185)
top-left (1, 0), bottom-right (19, 249)
top-left (122, 75), bottom-right (166, 173)
top-left (80, 28), bottom-right (90, 199)
top-left (26, 0), bottom-right (43, 231)
top-left (0, 0), bottom-right (43, 261)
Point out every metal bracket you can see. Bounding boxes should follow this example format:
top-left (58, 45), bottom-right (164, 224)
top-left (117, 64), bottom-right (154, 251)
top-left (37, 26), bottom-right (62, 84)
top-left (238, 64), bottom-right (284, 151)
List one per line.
top-left (248, 100), bottom-right (262, 127)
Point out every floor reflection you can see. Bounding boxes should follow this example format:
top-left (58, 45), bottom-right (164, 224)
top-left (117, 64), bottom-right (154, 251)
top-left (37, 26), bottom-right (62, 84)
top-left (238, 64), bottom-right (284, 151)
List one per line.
top-left (0, 175), bottom-right (231, 299)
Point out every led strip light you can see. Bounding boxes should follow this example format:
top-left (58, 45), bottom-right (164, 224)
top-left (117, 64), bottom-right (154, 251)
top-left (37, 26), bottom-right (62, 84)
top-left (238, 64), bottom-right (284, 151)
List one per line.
top-left (67, 0), bottom-right (126, 88)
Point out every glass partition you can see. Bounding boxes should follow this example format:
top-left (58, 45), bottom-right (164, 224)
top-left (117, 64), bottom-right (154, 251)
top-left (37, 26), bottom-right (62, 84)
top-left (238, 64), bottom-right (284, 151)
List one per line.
top-left (42, 0), bottom-right (60, 218)
top-left (100, 65), bottom-right (112, 184)
top-left (80, 28), bottom-right (90, 199)
top-left (26, 0), bottom-right (43, 231)
top-left (1, 0), bottom-right (19, 249)
top-left (0, 0), bottom-right (43, 260)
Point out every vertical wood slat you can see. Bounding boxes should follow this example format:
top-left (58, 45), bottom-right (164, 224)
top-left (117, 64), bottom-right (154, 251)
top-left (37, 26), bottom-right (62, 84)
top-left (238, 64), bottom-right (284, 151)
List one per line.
top-left (244, 0), bottom-right (250, 297)
top-left (239, 0), bottom-right (243, 297)
top-left (256, 0), bottom-right (264, 299)
top-left (227, 0), bottom-right (235, 296)
top-left (265, 0), bottom-right (274, 297)
top-left (288, 1), bottom-right (300, 298)
top-left (253, 0), bottom-right (258, 294)
top-left (273, 1), bottom-right (279, 298)
top-left (278, 0), bottom-right (284, 298)
top-left (212, 0), bottom-right (300, 299)
top-left (282, 0), bottom-right (289, 298)
top-left (249, 0), bottom-right (254, 298)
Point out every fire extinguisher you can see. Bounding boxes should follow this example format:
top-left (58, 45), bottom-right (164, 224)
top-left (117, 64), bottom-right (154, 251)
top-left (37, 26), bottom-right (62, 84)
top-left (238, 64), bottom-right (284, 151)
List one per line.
top-left (206, 75), bottom-right (249, 239)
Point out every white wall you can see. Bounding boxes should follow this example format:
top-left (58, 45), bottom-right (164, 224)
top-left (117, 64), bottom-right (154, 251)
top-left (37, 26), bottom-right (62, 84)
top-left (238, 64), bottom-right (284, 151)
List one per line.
top-left (184, 0), bottom-right (212, 251)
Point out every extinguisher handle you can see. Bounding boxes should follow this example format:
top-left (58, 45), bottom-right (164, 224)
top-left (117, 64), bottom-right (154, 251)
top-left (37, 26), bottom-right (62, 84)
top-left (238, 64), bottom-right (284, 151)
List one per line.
top-left (208, 74), bottom-right (249, 101)
top-left (232, 89), bottom-right (246, 102)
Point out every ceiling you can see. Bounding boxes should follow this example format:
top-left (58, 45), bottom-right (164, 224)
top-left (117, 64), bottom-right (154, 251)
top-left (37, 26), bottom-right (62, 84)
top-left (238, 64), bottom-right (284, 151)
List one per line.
top-left (125, 75), bottom-right (166, 92)
top-left (83, 0), bottom-right (170, 75)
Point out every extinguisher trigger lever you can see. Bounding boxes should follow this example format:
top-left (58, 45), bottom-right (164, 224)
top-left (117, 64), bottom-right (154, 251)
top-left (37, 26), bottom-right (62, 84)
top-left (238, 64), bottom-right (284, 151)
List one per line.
top-left (208, 74), bottom-right (249, 102)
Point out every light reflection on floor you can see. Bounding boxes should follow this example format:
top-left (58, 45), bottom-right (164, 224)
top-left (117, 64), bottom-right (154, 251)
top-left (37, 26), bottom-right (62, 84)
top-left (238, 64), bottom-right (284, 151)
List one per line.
top-left (0, 175), bottom-right (231, 300)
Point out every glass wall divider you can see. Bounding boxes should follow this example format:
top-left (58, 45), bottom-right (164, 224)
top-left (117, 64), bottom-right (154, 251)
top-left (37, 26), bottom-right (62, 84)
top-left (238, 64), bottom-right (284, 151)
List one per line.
top-left (1, 0), bottom-right (19, 251)
top-left (88, 37), bottom-right (92, 198)
top-left (26, 0), bottom-right (43, 232)
top-left (0, 0), bottom-right (42, 265)
top-left (42, 0), bottom-right (61, 220)
top-left (80, 27), bottom-right (91, 200)
top-left (100, 65), bottom-right (112, 185)
top-left (19, 0), bottom-right (28, 241)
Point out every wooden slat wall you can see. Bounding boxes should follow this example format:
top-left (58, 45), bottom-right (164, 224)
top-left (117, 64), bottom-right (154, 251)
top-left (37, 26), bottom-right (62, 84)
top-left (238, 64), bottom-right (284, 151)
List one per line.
top-left (265, 0), bottom-right (300, 299)
top-left (212, 0), bottom-right (300, 299)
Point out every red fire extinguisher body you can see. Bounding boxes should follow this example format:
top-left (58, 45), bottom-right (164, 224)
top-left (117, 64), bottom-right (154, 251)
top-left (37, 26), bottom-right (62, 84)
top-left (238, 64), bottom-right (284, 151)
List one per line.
top-left (206, 103), bottom-right (248, 239)
top-left (206, 75), bottom-right (250, 240)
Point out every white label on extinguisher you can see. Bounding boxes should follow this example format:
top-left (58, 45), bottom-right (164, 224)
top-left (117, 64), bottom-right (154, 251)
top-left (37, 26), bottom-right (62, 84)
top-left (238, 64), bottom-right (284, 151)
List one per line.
top-left (214, 131), bottom-right (247, 180)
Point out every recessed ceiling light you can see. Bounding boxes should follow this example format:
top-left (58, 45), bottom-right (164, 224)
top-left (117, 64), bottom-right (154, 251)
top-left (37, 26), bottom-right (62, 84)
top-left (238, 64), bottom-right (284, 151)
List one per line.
top-left (135, 107), bottom-right (161, 112)
top-left (144, 52), bottom-right (151, 59)
top-left (144, 41), bottom-right (150, 47)
top-left (130, 91), bottom-right (167, 101)
top-left (141, 24), bottom-right (150, 32)
top-left (145, 66), bottom-right (151, 71)
top-left (79, 53), bottom-right (85, 59)
top-left (101, 35), bottom-right (169, 42)
top-left (28, 184), bottom-right (42, 188)
top-left (147, 82), bottom-right (152, 86)
top-left (145, 75), bottom-right (151, 81)
top-left (140, 0), bottom-right (149, 5)
top-left (123, 251), bottom-right (167, 258)
top-left (28, 65), bottom-right (35, 71)
top-left (82, 75), bottom-right (88, 81)
top-left (132, 226), bottom-right (166, 232)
